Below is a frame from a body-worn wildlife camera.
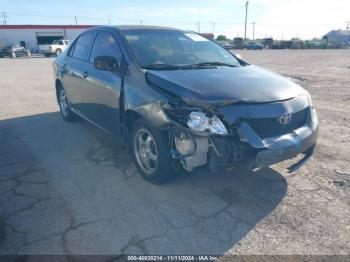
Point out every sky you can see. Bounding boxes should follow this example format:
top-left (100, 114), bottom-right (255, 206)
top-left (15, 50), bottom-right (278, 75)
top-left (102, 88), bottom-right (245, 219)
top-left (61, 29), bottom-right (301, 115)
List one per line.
top-left (1, 0), bottom-right (349, 40)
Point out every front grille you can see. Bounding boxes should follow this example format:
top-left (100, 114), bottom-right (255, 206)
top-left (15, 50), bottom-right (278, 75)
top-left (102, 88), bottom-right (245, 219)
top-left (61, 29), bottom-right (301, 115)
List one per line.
top-left (245, 108), bottom-right (308, 139)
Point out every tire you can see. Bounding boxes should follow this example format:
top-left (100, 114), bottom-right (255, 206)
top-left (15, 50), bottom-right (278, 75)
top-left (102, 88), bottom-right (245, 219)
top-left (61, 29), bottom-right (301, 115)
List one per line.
top-left (58, 87), bottom-right (77, 122)
top-left (56, 49), bottom-right (62, 56)
top-left (131, 118), bottom-right (174, 183)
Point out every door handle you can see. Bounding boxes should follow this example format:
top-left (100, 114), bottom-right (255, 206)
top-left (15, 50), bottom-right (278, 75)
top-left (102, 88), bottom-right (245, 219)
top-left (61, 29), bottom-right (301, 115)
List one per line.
top-left (82, 71), bottom-right (89, 78)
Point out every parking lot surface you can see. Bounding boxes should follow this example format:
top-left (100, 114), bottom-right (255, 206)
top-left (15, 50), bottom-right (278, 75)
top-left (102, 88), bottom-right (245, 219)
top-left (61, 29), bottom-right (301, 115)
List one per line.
top-left (0, 50), bottom-right (349, 255)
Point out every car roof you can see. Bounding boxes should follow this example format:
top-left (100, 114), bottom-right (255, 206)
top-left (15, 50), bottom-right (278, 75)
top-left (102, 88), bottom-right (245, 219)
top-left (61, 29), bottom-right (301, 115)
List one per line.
top-left (86, 25), bottom-right (188, 33)
top-left (117, 25), bottom-right (185, 31)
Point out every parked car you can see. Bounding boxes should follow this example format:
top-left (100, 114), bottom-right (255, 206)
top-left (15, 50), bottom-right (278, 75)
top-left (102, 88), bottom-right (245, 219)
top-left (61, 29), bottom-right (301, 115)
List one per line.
top-left (246, 41), bottom-right (264, 50)
top-left (216, 40), bottom-right (234, 50)
top-left (41, 40), bottom-right (71, 57)
top-left (53, 26), bottom-right (319, 183)
top-left (0, 44), bottom-right (29, 58)
top-left (232, 37), bottom-right (245, 49)
top-left (262, 38), bottom-right (273, 48)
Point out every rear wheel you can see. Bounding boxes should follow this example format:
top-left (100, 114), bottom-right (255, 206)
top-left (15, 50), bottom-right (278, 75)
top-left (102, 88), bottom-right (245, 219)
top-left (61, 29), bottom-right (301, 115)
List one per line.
top-left (58, 88), bottom-right (77, 121)
top-left (131, 119), bottom-right (174, 183)
top-left (56, 49), bottom-right (62, 56)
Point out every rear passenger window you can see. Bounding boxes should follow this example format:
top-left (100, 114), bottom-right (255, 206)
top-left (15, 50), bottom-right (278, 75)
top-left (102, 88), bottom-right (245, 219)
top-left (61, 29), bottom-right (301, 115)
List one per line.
top-left (89, 31), bottom-right (122, 64)
top-left (71, 32), bottom-right (94, 60)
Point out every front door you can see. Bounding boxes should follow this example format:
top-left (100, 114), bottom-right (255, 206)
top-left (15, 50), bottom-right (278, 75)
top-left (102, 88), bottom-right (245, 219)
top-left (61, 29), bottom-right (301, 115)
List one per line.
top-left (80, 30), bottom-right (123, 134)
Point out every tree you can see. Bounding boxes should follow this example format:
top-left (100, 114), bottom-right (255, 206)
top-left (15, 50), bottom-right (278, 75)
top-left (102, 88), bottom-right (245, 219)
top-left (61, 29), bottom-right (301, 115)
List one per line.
top-left (216, 35), bottom-right (228, 41)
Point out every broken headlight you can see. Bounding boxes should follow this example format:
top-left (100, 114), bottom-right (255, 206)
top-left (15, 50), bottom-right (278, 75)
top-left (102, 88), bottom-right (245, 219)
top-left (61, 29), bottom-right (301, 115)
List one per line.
top-left (187, 111), bottom-right (228, 135)
top-left (304, 91), bottom-right (318, 127)
top-left (304, 91), bottom-right (313, 106)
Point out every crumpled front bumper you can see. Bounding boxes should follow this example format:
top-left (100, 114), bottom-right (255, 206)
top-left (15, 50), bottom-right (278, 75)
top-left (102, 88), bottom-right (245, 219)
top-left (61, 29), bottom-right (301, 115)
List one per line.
top-left (237, 107), bottom-right (319, 173)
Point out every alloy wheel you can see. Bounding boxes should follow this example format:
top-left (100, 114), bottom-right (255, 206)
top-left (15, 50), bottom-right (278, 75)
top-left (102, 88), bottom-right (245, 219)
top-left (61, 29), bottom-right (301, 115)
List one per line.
top-left (134, 129), bottom-right (158, 174)
top-left (59, 89), bottom-right (69, 117)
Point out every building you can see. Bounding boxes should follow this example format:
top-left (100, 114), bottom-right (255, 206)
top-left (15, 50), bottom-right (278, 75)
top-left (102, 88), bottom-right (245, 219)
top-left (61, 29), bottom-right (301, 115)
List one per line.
top-left (323, 29), bottom-right (350, 47)
top-left (0, 25), bottom-right (95, 49)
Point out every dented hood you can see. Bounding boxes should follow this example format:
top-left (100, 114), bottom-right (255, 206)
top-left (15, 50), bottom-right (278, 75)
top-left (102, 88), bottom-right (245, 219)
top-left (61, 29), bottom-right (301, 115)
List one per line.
top-left (146, 65), bottom-right (304, 104)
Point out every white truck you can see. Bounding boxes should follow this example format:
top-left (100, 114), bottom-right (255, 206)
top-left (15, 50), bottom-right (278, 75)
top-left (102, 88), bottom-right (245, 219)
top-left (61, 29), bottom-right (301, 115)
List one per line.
top-left (40, 40), bottom-right (71, 57)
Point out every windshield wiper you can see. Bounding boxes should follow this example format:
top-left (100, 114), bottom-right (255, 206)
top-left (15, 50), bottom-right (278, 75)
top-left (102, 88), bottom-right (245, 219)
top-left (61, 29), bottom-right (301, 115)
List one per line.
top-left (186, 62), bottom-right (238, 68)
top-left (142, 62), bottom-right (238, 70)
top-left (142, 64), bottom-right (182, 70)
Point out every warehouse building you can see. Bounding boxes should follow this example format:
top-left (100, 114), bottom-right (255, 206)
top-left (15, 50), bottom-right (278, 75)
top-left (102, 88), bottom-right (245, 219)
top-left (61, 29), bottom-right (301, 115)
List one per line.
top-left (0, 25), bottom-right (95, 49)
top-left (323, 29), bottom-right (350, 47)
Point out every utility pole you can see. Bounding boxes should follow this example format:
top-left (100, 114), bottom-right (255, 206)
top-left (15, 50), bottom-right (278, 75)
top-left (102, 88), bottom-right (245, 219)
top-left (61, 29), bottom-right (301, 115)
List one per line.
top-left (346, 21), bottom-right (350, 30)
top-left (244, 1), bottom-right (249, 40)
top-left (252, 22), bottom-right (255, 40)
top-left (212, 22), bottom-right (215, 34)
top-left (1, 11), bottom-right (7, 25)
top-left (108, 16), bottom-right (111, 25)
top-left (74, 16), bottom-right (78, 25)
top-left (197, 21), bottom-right (201, 33)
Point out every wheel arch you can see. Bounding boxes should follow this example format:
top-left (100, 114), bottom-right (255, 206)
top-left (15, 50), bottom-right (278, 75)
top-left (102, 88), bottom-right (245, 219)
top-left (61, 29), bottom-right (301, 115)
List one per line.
top-left (123, 102), bottom-right (172, 140)
top-left (55, 79), bottom-right (63, 103)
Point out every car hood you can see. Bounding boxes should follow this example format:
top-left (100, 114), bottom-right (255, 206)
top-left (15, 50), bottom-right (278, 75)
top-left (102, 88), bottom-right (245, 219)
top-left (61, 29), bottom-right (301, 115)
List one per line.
top-left (146, 65), bottom-right (304, 105)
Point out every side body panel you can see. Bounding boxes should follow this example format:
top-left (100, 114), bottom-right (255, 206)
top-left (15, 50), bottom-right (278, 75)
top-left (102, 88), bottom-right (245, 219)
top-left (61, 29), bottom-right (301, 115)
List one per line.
top-left (80, 62), bottom-right (122, 134)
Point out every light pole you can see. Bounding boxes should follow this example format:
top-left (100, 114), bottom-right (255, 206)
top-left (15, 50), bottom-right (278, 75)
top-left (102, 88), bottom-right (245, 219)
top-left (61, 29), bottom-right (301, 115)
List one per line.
top-left (244, 1), bottom-right (249, 40)
top-left (252, 22), bottom-right (255, 40)
top-left (2, 11), bottom-right (7, 25)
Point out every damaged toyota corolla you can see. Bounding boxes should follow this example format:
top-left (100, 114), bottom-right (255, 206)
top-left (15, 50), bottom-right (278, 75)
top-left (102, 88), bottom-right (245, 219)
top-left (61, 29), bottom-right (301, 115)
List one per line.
top-left (53, 26), bottom-right (319, 183)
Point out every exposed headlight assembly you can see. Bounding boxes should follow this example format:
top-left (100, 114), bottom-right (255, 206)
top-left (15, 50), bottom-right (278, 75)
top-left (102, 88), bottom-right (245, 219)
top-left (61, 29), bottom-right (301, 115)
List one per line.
top-left (303, 91), bottom-right (318, 127)
top-left (187, 111), bottom-right (228, 135)
top-left (304, 91), bottom-right (313, 107)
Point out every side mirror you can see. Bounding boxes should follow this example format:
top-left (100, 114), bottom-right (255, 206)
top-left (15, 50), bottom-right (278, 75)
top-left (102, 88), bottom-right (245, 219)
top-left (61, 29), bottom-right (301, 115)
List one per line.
top-left (94, 56), bottom-right (118, 71)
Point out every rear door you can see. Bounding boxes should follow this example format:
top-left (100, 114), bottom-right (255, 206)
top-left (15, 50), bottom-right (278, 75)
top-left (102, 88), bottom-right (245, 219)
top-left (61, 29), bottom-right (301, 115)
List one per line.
top-left (81, 30), bottom-right (124, 134)
top-left (61, 31), bottom-right (95, 112)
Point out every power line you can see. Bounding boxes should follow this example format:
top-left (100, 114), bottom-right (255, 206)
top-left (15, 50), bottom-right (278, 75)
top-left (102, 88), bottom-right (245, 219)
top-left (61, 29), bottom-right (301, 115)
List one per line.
top-left (0, 10), bottom-right (347, 30)
top-left (257, 22), bottom-right (342, 27)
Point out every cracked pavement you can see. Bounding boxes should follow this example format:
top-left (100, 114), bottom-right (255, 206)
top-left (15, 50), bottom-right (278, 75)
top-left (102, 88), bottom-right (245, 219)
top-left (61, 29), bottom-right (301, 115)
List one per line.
top-left (0, 50), bottom-right (349, 255)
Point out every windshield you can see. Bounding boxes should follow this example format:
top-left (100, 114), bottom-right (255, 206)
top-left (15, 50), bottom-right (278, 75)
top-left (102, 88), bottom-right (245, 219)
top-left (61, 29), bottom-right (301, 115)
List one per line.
top-left (122, 29), bottom-right (241, 69)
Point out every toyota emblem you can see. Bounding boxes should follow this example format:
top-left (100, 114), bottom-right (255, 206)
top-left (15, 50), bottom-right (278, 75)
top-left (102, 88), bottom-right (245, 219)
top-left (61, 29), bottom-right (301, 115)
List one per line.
top-left (278, 113), bottom-right (292, 125)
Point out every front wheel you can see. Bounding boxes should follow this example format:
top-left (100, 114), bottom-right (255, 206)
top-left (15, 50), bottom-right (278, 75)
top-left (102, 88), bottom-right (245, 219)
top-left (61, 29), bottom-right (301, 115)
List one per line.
top-left (131, 119), bottom-right (174, 183)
